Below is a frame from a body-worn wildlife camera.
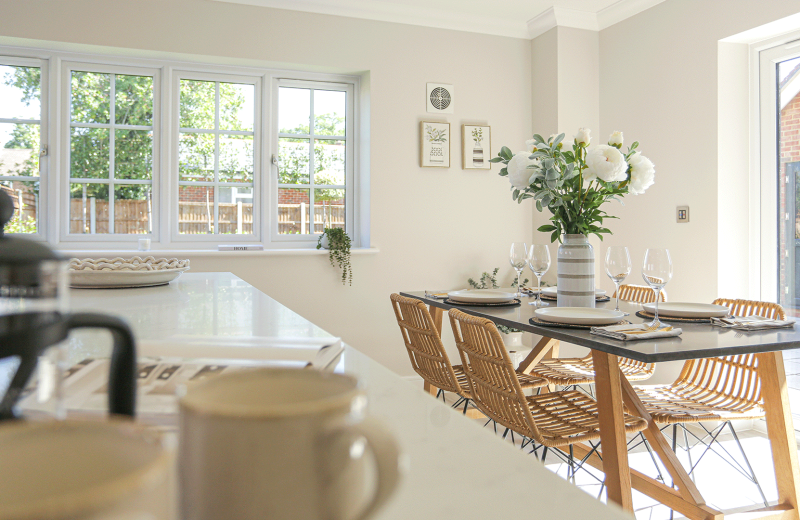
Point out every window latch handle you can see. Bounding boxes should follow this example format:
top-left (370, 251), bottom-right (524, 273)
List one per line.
top-left (271, 154), bottom-right (278, 166)
top-left (40, 146), bottom-right (48, 157)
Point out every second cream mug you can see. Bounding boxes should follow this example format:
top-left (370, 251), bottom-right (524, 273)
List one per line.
top-left (179, 367), bottom-right (400, 520)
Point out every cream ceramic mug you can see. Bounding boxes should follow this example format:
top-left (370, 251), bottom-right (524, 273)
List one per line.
top-left (179, 368), bottom-right (400, 520)
top-left (0, 420), bottom-right (172, 520)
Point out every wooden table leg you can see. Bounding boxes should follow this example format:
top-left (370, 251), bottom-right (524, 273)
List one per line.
top-left (518, 336), bottom-right (559, 373)
top-left (428, 305), bottom-right (443, 335)
top-left (423, 380), bottom-right (438, 397)
top-left (592, 350), bottom-right (634, 512)
top-left (758, 351), bottom-right (800, 519)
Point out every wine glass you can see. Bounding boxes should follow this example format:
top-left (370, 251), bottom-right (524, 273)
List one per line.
top-left (509, 242), bottom-right (530, 299)
top-left (641, 248), bottom-right (673, 327)
top-left (605, 246), bottom-right (632, 313)
top-left (528, 245), bottom-right (550, 307)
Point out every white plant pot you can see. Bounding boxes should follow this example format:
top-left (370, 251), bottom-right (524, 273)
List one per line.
top-left (557, 234), bottom-right (595, 308)
top-left (502, 331), bottom-right (523, 348)
top-left (319, 235), bottom-right (329, 249)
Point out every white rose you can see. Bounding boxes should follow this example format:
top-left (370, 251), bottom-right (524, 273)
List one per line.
top-left (574, 127), bottom-right (591, 146)
top-left (585, 145), bottom-right (628, 182)
top-left (608, 131), bottom-right (623, 147)
top-left (525, 138), bottom-right (537, 152)
top-left (506, 152), bottom-right (540, 189)
top-left (627, 152), bottom-right (655, 195)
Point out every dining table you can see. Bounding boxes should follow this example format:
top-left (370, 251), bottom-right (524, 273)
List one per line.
top-left (400, 291), bottom-right (800, 520)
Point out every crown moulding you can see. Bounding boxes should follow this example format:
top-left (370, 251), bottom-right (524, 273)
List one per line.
top-left (209, 0), bottom-right (666, 40)
top-left (526, 0), bottom-right (665, 39)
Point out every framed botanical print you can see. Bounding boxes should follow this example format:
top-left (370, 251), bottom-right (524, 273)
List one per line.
top-left (420, 122), bottom-right (450, 168)
top-left (462, 125), bottom-right (490, 169)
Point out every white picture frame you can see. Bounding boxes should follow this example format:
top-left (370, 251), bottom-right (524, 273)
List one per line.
top-left (462, 125), bottom-right (491, 170)
top-left (420, 122), bottom-right (450, 168)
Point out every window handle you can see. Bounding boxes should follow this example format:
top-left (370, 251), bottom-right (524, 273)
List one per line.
top-left (40, 146), bottom-right (48, 157)
top-left (271, 154), bottom-right (278, 166)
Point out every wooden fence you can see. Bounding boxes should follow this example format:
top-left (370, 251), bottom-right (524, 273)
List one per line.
top-left (63, 197), bottom-right (343, 235)
top-left (278, 203), bottom-right (345, 234)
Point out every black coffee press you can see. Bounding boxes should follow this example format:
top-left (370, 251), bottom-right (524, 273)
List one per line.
top-left (0, 190), bottom-right (136, 420)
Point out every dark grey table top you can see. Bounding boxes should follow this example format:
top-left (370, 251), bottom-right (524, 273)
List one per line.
top-left (399, 291), bottom-right (800, 363)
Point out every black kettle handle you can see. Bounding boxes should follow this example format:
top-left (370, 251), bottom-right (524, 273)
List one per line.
top-left (67, 313), bottom-right (137, 418)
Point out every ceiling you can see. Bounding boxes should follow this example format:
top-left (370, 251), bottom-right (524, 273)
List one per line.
top-left (209, 0), bottom-right (666, 39)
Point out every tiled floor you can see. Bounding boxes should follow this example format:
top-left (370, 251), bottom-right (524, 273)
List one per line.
top-left (480, 416), bottom-right (794, 519)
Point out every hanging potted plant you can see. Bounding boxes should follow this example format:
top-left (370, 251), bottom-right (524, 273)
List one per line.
top-left (317, 227), bottom-right (352, 285)
top-left (490, 129), bottom-right (655, 308)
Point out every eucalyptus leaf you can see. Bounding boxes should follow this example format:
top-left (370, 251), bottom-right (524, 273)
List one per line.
top-left (499, 167), bottom-right (508, 177)
top-left (489, 157), bottom-right (505, 163)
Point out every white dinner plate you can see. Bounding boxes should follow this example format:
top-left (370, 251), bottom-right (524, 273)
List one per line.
top-left (535, 307), bottom-right (626, 325)
top-left (541, 287), bottom-right (607, 297)
top-left (447, 290), bottom-right (517, 303)
top-left (69, 267), bottom-right (190, 289)
top-left (641, 302), bottom-right (730, 318)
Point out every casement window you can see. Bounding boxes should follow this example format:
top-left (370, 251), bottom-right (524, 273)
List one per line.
top-left (274, 80), bottom-right (353, 241)
top-left (0, 57), bottom-right (46, 236)
top-left (0, 48), bottom-right (362, 250)
top-left (174, 73), bottom-right (258, 240)
top-left (64, 63), bottom-right (158, 238)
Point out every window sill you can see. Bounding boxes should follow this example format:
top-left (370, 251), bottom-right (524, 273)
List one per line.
top-left (58, 247), bottom-right (379, 258)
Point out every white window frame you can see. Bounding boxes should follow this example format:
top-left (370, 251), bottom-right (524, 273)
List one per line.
top-left (170, 70), bottom-right (262, 243)
top-left (0, 45), bottom-right (365, 251)
top-left (271, 76), bottom-right (356, 243)
top-left (59, 61), bottom-right (160, 242)
top-left (0, 55), bottom-right (48, 241)
top-left (757, 40), bottom-right (800, 303)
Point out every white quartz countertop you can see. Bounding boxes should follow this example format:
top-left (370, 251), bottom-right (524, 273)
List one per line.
top-left (65, 273), bottom-right (628, 520)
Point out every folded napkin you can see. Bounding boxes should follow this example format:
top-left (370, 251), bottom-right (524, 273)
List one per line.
top-left (590, 324), bottom-right (683, 341)
top-left (711, 315), bottom-right (795, 331)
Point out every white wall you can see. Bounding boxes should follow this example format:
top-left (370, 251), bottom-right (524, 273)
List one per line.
top-left (598, 0), bottom-right (800, 303)
top-left (0, 0), bottom-right (534, 376)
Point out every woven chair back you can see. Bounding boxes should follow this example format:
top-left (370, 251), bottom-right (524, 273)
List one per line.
top-left (448, 308), bottom-right (539, 440)
top-left (672, 299), bottom-right (786, 413)
top-left (390, 294), bottom-right (463, 395)
top-left (613, 283), bottom-right (666, 303)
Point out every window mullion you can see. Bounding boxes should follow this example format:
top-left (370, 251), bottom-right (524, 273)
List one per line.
top-left (214, 81), bottom-right (220, 234)
top-left (309, 89), bottom-right (315, 234)
top-left (108, 72), bottom-right (116, 234)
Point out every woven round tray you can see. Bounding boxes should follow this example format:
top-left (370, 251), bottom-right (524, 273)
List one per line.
top-left (529, 316), bottom-right (631, 330)
top-left (635, 310), bottom-right (711, 324)
top-left (444, 298), bottom-right (521, 308)
top-left (539, 295), bottom-right (611, 303)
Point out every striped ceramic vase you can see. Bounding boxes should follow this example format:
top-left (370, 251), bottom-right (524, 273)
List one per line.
top-left (557, 234), bottom-right (595, 308)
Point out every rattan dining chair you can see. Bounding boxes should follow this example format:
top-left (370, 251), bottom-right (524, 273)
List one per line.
top-left (390, 294), bottom-right (547, 414)
top-left (633, 298), bottom-right (785, 506)
top-left (449, 308), bottom-right (648, 481)
top-left (528, 283), bottom-right (662, 388)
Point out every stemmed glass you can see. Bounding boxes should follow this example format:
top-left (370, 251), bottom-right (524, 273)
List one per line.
top-left (528, 244), bottom-right (550, 307)
top-left (509, 242), bottom-right (530, 299)
top-left (605, 246), bottom-right (631, 313)
top-left (642, 248), bottom-right (673, 327)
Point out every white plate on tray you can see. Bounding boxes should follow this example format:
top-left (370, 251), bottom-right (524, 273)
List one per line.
top-left (535, 307), bottom-right (625, 325)
top-left (447, 290), bottom-right (517, 303)
top-left (541, 287), bottom-right (607, 298)
top-left (641, 302), bottom-right (729, 318)
top-left (69, 267), bottom-right (190, 289)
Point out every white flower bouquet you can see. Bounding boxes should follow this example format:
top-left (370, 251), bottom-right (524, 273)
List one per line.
top-left (490, 129), bottom-right (655, 242)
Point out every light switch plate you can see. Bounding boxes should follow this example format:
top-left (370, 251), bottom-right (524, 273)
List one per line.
top-left (677, 206), bottom-right (689, 223)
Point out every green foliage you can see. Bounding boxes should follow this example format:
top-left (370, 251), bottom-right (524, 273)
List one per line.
top-left (279, 114), bottom-right (346, 202)
top-left (471, 127), bottom-right (483, 146)
top-left (316, 227), bottom-right (352, 285)
top-left (3, 213), bottom-right (36, 234)
top-left (493, 134), bottom-right (643, 242)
